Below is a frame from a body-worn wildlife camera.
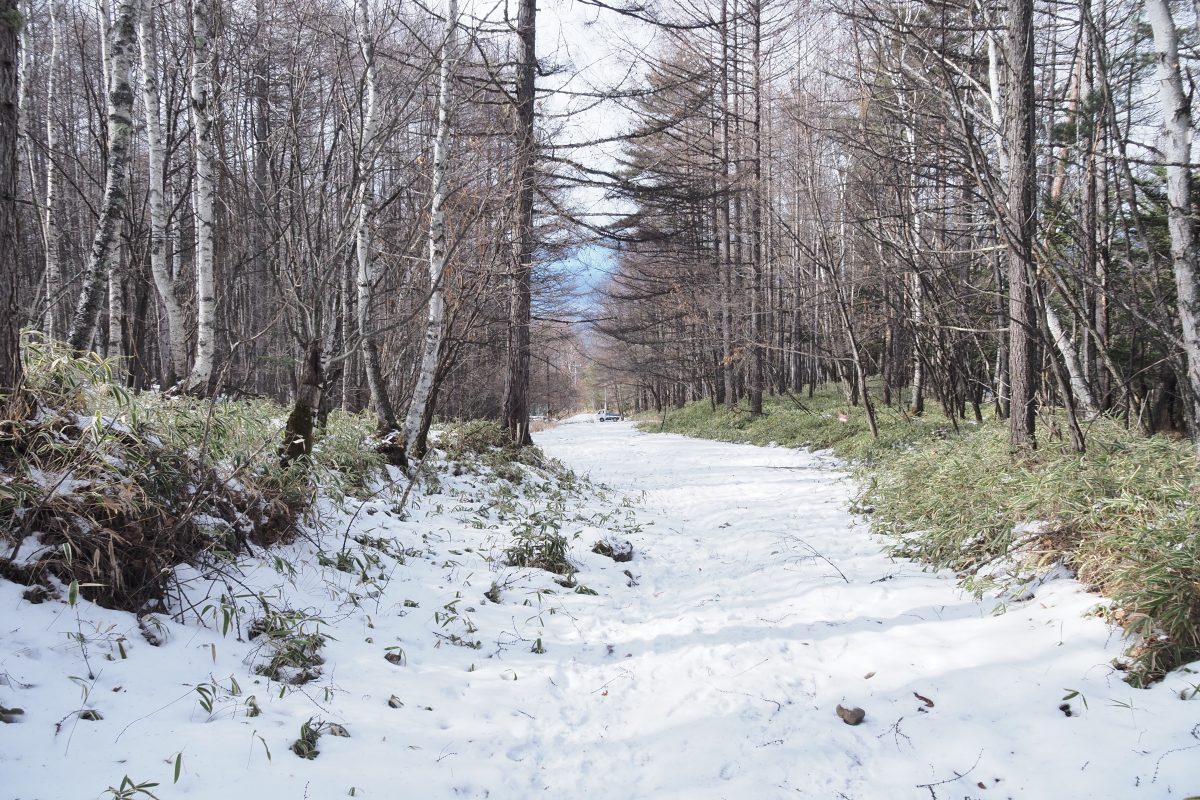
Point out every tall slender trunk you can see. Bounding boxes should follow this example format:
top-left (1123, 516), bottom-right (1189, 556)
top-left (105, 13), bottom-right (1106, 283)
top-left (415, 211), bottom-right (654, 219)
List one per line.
top-left (139, 0), bottom-right (187, 383)
top-left (747, 0), bottom-right (763, 416)
top-left (718, 0), bottom-right (735, 410)
top-left (0, 0), bottom-right (21, 401)
top-left (404, 0), bottom-right (458, 456)
top-left (66, 0), bottom-right (137, 353)
top-left (186, 0), bottom-right (217, 392)
top-left (501, 0), bottom-right (536, 446)
top-left (1146, 0), bottom-right (1200, 451)
top-left (42, 0), bottom-right (63, 339)
top-left (1005, 0), bottom-right (1038, 449)
top-left (353, 0), bottom-right (396, 430)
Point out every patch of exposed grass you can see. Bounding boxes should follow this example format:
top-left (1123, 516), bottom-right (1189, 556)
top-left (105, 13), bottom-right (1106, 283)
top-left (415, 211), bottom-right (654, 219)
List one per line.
top-left (642, 387), bottom-right (1200, 684)
top-left (638, 386), bottom-right (952, 463)
top-left (865, 419), bottom-right (1200, 685)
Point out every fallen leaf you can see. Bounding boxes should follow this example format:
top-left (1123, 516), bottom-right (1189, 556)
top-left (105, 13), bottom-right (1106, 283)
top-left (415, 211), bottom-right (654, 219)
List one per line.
top-left (864, 671), bottom-right (876, 680)
top-left (914, 691), bottom-right (934, 708)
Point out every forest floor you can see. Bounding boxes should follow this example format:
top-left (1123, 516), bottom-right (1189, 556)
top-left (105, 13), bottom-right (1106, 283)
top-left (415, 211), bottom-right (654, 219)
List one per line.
top-left (3, 418), bottom-right (1199, 799)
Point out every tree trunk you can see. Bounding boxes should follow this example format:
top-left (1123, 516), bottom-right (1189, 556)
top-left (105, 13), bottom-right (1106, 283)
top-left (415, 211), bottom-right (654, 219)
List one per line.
top-left (1005, 0), bottom-right (1038, 449)
top-left (1146, 0), bottom-right (1200, 453)
top-left (42, 0), bottom-right (64, 340)
top-left (65, 0), bottom-right (137, 354)
top-left (501, 0), bottom-right (535, 446)
top-left (404, 0), bottom-right (458, 456)
top-left (0, 0), bottom-right (21, 403)
top-left (279, 339), bottom-right (323, 468)
top-left (139, 0), bottom-right (187, 384)
top-left (353, 0), bottom-right (397, 431)
top-left (185, 0), bottom-right (217, 393)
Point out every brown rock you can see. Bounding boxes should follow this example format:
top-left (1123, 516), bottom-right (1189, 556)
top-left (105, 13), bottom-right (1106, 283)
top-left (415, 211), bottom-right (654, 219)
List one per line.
top-left (836, 704), bottom-right (865, 726)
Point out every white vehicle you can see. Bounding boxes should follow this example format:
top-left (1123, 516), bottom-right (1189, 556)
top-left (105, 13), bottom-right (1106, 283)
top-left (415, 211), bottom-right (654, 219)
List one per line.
top-left (596, 409), bottom-right (623, 422)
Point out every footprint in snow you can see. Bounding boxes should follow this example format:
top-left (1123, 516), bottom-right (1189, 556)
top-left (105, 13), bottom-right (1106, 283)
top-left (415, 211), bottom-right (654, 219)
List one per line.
top-left (719, 762), bottom-right (742, 781)
top-left (506, 744), bottom-right (533, 762)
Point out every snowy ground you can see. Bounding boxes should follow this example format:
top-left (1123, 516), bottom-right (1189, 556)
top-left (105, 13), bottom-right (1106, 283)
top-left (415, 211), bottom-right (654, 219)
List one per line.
top-left (2, 421), bottom-right (1199, 799)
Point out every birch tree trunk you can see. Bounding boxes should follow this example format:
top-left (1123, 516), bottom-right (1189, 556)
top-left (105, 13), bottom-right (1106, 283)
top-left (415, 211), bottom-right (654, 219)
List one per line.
top-left (353, 0), bottom-right (397, 431)
top-left (501, 0), bottom-right (536, 445)
top-left (403, 0), bottom-right (458, 457)
top-left (139, 0), bottom-right (187, 384)
top-left (185, 0), bottom-right (217, 393)
top-left (1146, 0), bottom-right (1200, 451)
top-left (0, 0), bottom-right (21, 402)
top-left (41, 0), bottom-right (64, 339)
top-left (65, 0), bottom-right (137, 353)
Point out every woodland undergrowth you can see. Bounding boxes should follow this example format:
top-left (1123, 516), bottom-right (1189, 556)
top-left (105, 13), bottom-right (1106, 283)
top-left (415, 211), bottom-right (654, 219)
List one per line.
top-left (0, 334), bottom-right (384, 612)
top-left (642, 387), bottom-right (1200, 685)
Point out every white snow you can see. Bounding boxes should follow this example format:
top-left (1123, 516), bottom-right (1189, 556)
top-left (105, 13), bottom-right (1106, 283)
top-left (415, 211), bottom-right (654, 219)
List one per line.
top-left (2, 421), bottom-right (1198, 799)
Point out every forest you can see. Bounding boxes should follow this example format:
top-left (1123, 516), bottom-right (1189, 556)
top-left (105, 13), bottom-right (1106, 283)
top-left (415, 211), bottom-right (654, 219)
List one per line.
top-left (2, 0), bottom-right (1200, 797)
top-left (0, 0), bottom-right (1198, 452)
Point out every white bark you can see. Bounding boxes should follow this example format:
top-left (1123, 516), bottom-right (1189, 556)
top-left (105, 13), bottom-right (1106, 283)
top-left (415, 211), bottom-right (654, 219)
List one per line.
top-left (186, 0), bottom-right (217, 391)
top-left (107, 242), bottom-right (124, 364)
top-left (1147, 0), bottom-right (1200, 448)
top-left (41, 0), bottom-right (63, 339)
top-left (65, 0), bottom-right (138, 353)
top-left (403, 0), bottom-right (459, 453)
top-left (353, 0), bottom-right (397, 429)
top-left (139, 0), bottom-right (188, 383)
top-left (901, 115), bottom-right (924, 415)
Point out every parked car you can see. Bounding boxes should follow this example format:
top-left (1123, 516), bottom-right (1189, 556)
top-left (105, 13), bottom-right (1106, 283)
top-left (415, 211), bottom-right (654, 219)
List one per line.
top-left (596, 409), bottom-right (623, 422)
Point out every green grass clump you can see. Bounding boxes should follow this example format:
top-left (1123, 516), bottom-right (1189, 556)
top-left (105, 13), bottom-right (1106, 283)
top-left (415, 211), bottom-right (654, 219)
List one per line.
top-left (504, 504), bottom-right (576, 576)
top-left (864, 419), bottom-right (1200, 684)
top-left (639, 386), bottom-right (952, 463)
top-left (642, 386), bottom-right (1200, 684)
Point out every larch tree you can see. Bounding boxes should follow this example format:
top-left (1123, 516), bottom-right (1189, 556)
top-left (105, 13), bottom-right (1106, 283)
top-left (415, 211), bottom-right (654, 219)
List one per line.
top-left (501, 0), bottom-right (536, 446)
top-left (0, 0), bottom-right (20, 404)
top-left (1003, 0), bottom-right (1038, 450)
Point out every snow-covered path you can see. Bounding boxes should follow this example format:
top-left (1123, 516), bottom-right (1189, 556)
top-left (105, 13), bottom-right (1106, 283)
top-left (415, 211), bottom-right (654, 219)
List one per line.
top-left (3, 421), bottom-right (1198, 799)
top-left (529, 421), bottom-right (1199, 799)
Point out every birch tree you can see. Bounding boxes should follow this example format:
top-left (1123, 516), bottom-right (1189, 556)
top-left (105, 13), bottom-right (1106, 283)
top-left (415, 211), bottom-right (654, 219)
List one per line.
top-left (139, 0), bottom-right (188, 382)
top-left (353, 0), bottom-right (397, 431)
top-left (41, 0), bottom-right (62, 340)
top-left (65, 0), bottom-right (138, 353)
top-left (403, 0), bottom-right (458, 458)
top-left (1146, 0), bottom-right (1200, 452)
top-left (186, 0), bottom-right (217, 392)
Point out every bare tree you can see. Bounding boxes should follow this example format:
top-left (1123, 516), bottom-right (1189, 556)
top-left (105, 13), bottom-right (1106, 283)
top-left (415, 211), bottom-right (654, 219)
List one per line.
top-left (0, 0), bottom-right (20, 403)
top-left (501, 0), bottom-right (536, 445)
top-left (65, 0), bottom-right (137, 353)
top-left (403, 0), bottom-right (459, 457)
top-left (139, 0), bottom-right (187, 383)
top-left (185, 0), bottom-right (217, 392)
top-left (1146, 0), bottom-right (1200, 452)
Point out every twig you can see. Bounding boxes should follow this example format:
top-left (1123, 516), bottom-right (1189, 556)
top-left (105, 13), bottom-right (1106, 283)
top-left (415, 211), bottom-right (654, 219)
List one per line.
top-left (916, 749), bottom-right (984, 799)
top-left (786, 534), bottom-right (850, 583)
